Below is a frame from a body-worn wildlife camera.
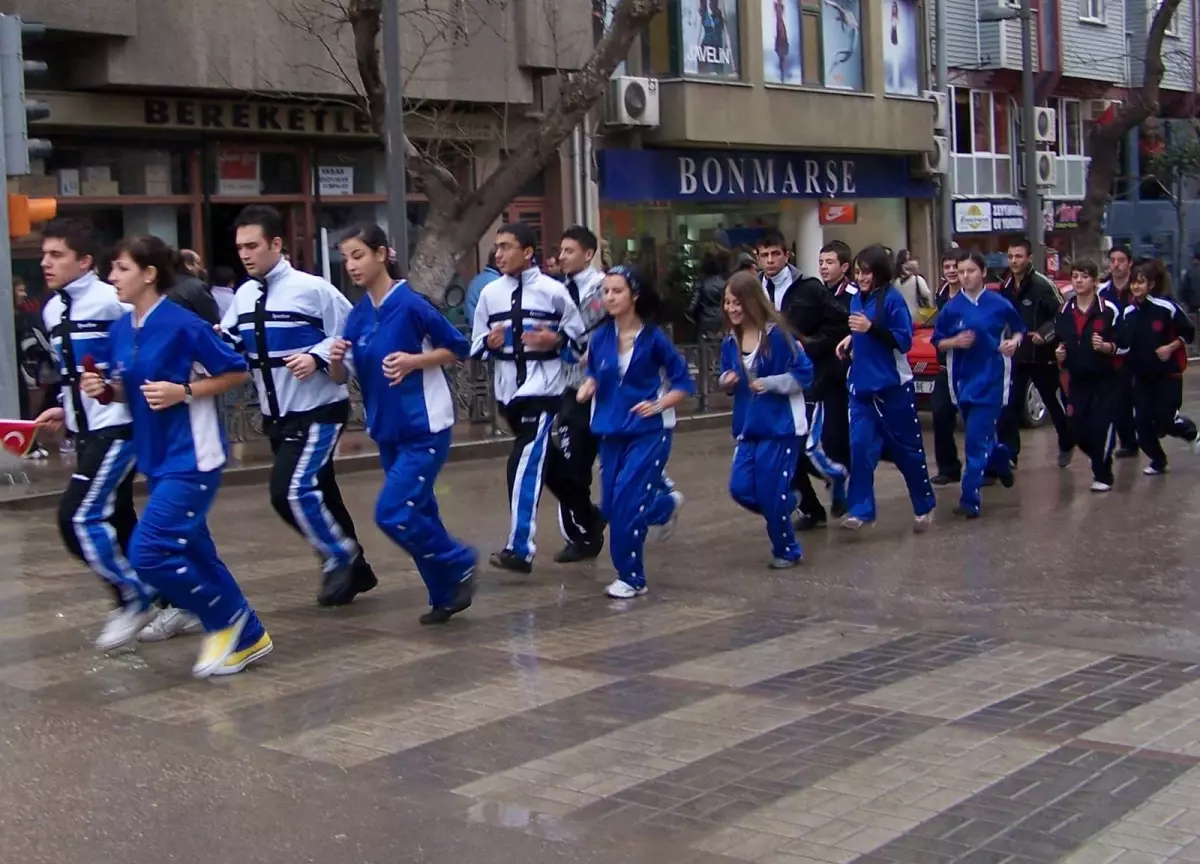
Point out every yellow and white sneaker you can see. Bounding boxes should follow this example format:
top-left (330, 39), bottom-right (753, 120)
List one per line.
top-left (211, 632), bottom-right (273, 677)
top-left (191, 613), bottom-right (248, 679)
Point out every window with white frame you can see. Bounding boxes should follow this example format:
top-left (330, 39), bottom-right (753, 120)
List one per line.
top-left (1049, 97), bottom-right (1090, 198)
top-left (1079, 0), bottom-right (1104, 21)
top-left (950, 88), bottom-right (1014, 197)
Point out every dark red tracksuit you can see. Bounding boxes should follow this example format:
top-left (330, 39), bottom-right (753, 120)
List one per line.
top-left (1055, 295), bottom-right (1121, 484)
top-left (1115, 294), bottom-right (1198, 470)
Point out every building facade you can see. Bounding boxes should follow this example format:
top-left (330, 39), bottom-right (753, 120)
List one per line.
top-left (935, 0), bottom-right (1200, 277)
top-left (9, 0), bottom-right (589, 305)
top-left (592, 0), bottom-right (939, 303)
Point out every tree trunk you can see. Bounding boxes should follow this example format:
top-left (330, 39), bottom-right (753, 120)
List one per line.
top-left (1076, 0), bottom-right (1184, 261)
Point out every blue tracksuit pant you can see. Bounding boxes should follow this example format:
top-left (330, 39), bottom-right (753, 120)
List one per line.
top-left (376, 430), bottom-right (476, 608)
top-left (959, 401), bottom-right (1012, 516)
top-left (127, 471), bottom-right (264, 647)
top-left (598, 432), bottom-right (676, 590)
top-left (730, 437), bottom-right (803, 562)
top-left (847, 383), bottom-right (936, 522)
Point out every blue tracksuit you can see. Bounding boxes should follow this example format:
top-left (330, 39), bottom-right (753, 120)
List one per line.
top-left (342, 282), bottom-right (476, 607)
top-left (721, 325), bottom-right (813, 562)
top-left (587, 321), bottom-right (694, 590)
top-left (846, 287), bottom-right (935, 521)
top-left (110, 298), bottom-right (264, 647)
top-left (932, 289), bottom-right (1027, 514)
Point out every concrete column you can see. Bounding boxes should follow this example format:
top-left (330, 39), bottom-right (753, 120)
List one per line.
top-left (124, 206), bottom-right (179, 248)
top-left (782, 199), bottom-right (823, 275)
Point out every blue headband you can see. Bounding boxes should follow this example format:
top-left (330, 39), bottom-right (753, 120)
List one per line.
top-left (609, 264), bottom-right (641, 295)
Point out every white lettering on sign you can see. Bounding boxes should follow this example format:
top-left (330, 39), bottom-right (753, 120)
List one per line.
top-left (675, 155), bottom-right (859, 197)
top-left (679, 156), bottom-right (698, 195)
top-left (701, 157), bottom-right (722, 194)
top-left (686, 45), bottom-right (733, 67)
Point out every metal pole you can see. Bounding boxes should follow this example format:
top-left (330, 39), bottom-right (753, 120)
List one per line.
top-left (0, 74), bottom-right (18, 424)
top-left (934, 0), bottom-right (952, 249)
top-left (382, 0), bottom-right (409, 277)
top-left (1020, 0), bottom-right (1043, 269)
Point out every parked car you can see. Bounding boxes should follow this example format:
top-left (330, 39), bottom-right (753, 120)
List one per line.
top-left (907, 279), bottom-right (1071, 428)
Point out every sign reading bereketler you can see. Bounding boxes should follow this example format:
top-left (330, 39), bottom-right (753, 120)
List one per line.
top-left (598, 149), bottom-right (936, 202)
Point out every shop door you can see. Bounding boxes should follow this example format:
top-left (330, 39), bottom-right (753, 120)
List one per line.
top-left (208, 202), bottom-right (309, 279)
top-left (503, 198), bottom-right (546, 260)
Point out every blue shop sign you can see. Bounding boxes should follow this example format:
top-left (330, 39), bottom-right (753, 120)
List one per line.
top-left (598, 148), bottom-right (936, 202)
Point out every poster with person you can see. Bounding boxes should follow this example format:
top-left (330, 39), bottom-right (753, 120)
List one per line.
top-left (821, 0), bottom-right (863, 90)
top-left (882, 0), bottom-right (919, 95)
top-left (680, 0), bottom-right (741, 78)
top-left (762, 0), bottom-right (802, 85)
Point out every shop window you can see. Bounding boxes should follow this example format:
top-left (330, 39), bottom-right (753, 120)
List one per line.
top-left (796, 0), bottom-right (864, 90)
top-left (882, 0), bottom-right (921, 95)
top-left (949, 87), bottom-right (1014, 197)
top-left (206, 149), bottom-right (302, 196)
top-left (672, 0), bottom-right (742, 80)
top-left (40, 143), bottom-right (190, 197)
top-left (315, 150), bottom-right (382, 196)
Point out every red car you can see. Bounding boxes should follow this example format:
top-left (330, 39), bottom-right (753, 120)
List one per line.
top-left (907, 280), bottom-right (1072, 428)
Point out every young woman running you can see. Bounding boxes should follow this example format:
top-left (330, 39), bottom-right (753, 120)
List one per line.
top-left (329, 224), bottom-right (477, 624)
top-left (836, 244), bottom-right (936, 532)
top-left (575, 266), bottom-right (692, 599)
top-left (81, 235), bottom-right (271, 677)
top-left (720, 271), bottom-right (814, 568)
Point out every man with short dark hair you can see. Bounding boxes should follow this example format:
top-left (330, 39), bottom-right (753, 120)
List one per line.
top-left (36, 217), bottom-right (153, 650)
top-left (929, 248), bottom-right (967, 485)
top-left (816, 240), bottom-right (854, 470)
top-left (997, 237), bottom-right (1074, 467)
top-left (1100, 244), bottom-right (1138, 456)
top-left (220, 204), bottom-right (375, 607)
top-left (471, 222), bottom-right (599, 573)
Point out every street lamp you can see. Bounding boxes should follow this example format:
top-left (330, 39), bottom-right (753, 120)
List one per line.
top-left (979, 0), bottom-right (1044, 269)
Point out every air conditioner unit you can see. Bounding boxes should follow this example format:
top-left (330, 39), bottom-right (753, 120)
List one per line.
top-left (921, 90), bottom-right (948, 132)
top-left (922, 136), bottom-right (950, 175)
top-left (606, 76), bottom-right (660, 128)
top-left (1035, 150), bottom-right (1057, 187)
top-left (1034, 107), bottom-right (1057, 144)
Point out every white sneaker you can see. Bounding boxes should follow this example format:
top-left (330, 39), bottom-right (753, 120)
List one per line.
top-left (95, 605), bottom-right (158, 652)
top-left (1090, 480), bottom-right (1113, 492)
top-left (649, 491), bottom-right (685, 543)
top-left (913, 513), bottom-right (934, 533)
top-left (605, 579), bottom-right (648, 599)
top-left (840, 516), bottom-right (874, 530)
top-left (1144, 465), bottom-right (1168, 476)
top-left (23, 445), bottom-right (48, 461)
top-left (1191, 436), bottom-right (1200, 455)
top-left (139, 607), bottom-right (203, 642)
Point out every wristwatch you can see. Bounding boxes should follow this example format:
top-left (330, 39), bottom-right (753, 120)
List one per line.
top-left (182, 383), bottom-right (193, 405)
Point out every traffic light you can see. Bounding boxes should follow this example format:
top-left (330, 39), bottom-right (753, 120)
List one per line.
top-left (8, 192), bottom-right (54, 239)
top-left (0, 14), bottom-right (50, 176)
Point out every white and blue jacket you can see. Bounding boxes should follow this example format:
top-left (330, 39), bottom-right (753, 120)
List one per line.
top-left (932, 289), bottom-right (1027, 406)
top-left (41, 272), bottom-right (132, 435)
top-left (220, 258), bottom-right (351, 422)
top-left (847, 286), bottom-right (914, 395)
top-left (342, 281), bottom-right (469, 444)
top-left (720, 325), bottom-right (813, 440)
top-left (585, 322), bottom-right (694, 436)
top-left (110, 298), bottom-right (248, 479)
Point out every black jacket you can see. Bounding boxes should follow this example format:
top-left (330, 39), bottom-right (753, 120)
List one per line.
top-left (1054, 295), bottom-right (1120, 379)
top-left (1115, 294), bottom-right (1195, 377)
top-left (169, 273), bottom-right (220, 325)
top-left (689, 274), bottom-right (726, 337)
top-left (1000, 269), bottom-right (1062, 365)
top-left (777, 266), bottom-right (849, 401)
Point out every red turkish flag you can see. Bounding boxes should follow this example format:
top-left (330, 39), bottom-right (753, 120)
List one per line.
top-left (0, 419), bottom-right (39, 457)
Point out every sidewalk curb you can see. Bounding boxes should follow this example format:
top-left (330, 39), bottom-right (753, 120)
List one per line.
top-left (0, 412), bottom-right (732, 513)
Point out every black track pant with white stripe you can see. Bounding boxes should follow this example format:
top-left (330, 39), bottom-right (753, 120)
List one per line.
top-left (1066, 374), bottom-right (1118, 485)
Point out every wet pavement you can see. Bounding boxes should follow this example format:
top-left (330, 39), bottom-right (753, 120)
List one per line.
top-left (3, 405), bottom-right (1200, 863)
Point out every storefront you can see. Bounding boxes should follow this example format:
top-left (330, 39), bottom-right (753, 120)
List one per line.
top-left (597, 148), bottom-right (935, 308)
top-left (1044, 201), bottom-right (1084, 280)
top-left (951, 198), bottom-right (1031, 276)
top-left (20, 90), bottom-right (552, 301)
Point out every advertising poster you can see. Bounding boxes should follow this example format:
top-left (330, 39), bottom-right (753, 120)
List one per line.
top-left (882, 0), bottom-right (920, 95)
top-left (821, 0), bottom-right (863, 90)
top-left (762, 0), bottom-right (803, 85)
top-left (680, 0), bottom-right (741, 79)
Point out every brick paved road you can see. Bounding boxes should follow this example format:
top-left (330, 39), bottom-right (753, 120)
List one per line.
top-left (3, 421), bottom-right (1200, 864)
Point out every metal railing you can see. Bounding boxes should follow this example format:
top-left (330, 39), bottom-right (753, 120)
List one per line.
top-left (221, 338), bottom-right (728, 443)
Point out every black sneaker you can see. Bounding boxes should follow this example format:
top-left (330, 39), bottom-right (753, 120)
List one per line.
top-left (930, 473), bottom-right (961, 487)
top-left (489, 549), bottom-right (533, 574)
top-left (998, 469), bottom-right (1015, 489)
top-left (1057, 450), bottom-right (1074, 468)
top-left (553, 542), bottom-right (603, 564)
top-left (420, 569), bottom-right (476, 625)
top-left (794, 512), bottom-right (828, 531)
top-left (317, 563), bottom-right (356, 607)
top-left (1115, 447), bottom-right (1139, 459)
top-left (352, 556), bottom-right (378, 595)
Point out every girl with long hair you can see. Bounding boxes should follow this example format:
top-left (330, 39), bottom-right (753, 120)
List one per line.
top-left (80, 234), bottom-right (271, 677)
top-left (329, 223), bottom-right (477, 625)
top-left (836, 244), bottom-right (936, 531)
top-left (719, 271), bottom-right (814, 568)
top-left (575, 266), bottom-right (693, 599)
top-left (1115, 258), bottom-right (1200, 475)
